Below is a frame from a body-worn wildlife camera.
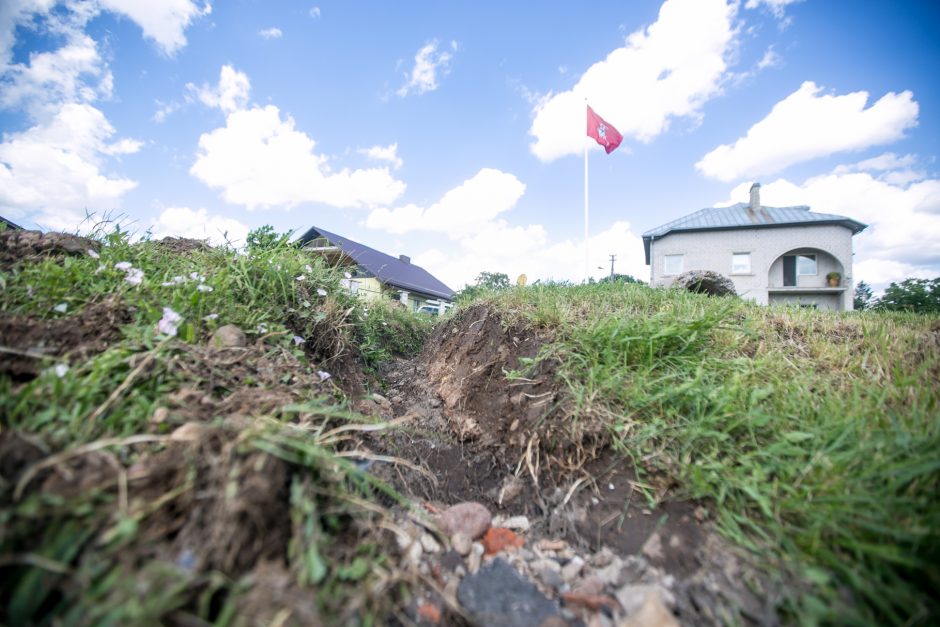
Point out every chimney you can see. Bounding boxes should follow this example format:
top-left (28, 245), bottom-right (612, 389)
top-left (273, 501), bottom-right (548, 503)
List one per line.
top-left (749, 182), bottom-right (761, 210)
top-left (399, 254), bottom-right (410, 264)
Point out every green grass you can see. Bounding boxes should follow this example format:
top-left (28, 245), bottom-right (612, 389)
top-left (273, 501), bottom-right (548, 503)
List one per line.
top-left (0, 228), bottom-right (434, 625)
top-left (485, 281), bottom-right (939, 625)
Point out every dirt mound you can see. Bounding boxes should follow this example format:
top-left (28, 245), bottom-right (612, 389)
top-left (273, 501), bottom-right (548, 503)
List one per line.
top-left (151, 236), bottom-right (211, 255)
top-left (0, 230), bottom-right (97, 269)
top-left (0, 298), bottom-right (134, 380)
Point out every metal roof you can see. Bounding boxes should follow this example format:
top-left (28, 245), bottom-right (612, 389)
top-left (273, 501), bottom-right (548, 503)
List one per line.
top-left (642, 203), bottom-right (867, 264)
top-left (296, 226), bottom-right (455, 300)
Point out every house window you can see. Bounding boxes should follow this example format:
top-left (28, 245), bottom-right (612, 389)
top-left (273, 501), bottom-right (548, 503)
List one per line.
top-left (732, 252), bottom-right (751, 274)
top-left (663, 254), bottom-right (683, 275)
top-left (797, 254), bottom-right (817, 276)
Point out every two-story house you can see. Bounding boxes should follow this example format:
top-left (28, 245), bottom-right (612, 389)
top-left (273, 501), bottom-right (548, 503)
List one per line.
top-left (642, 184), bottom-right (867, 311)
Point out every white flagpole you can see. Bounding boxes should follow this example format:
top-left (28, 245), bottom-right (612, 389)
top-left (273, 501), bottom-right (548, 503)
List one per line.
top-left (584, 119), bottom-right (590, 282)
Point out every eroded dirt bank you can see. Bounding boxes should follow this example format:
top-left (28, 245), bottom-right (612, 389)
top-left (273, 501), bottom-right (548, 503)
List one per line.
top-left (366, 304), bottom-right (782, 626)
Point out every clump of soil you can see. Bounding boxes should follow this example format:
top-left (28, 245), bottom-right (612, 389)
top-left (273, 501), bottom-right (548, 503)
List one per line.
top-left (0, 230), bottom-right (97, 269)
top-left (0, 298), bottom-right (134, 380)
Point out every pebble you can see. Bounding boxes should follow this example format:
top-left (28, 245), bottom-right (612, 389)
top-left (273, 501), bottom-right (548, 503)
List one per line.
top-left (405, 540), bottom-right (423, 567)
top-left (457, 558), bottom-right (564, 627)
top-left (210, 324), bottom-right (247, 348)
top-left (619, 586), bottom-right (679, 627)
top-left (536, 539), bottom-right (568, 552)
top-left (561, 556), bottom-right (585, 582)
top-left (451, 532), bottom-right (472, 556)
top-left (535, 566), bottom-right (565, 592)
top-left (642, 531), bottom-right (664, 561)
top-left (467, 542), bottom-right (484, 573)
top-left (497, 476), bottom-right (525, 506)
top-left (420, 533), bottom-right (441, 553)
top-left (502, 515), bottom-right (531, 531)
top-left (435, 502), bottom-right (492, 540)
top-left (151, 407), bottom-right (169, 424)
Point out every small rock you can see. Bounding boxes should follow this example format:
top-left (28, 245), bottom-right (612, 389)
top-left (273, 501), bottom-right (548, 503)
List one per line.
top-left (439, 549), bottom-right (463, 572)
top-left (502, 515), bottom-right (530, 531)
top-left (641, 532), bottom-right (664, 562)
top-left (435, 502), bottom-right (492, 540)
top-left (169, 422), bottom-right (204, 442)
top-left (451, 532), bottom-right (472, 556)
top-left (405, 540), bottom-right (423, 567)
top-left (590, 547), bottom-right (615, 568)
top-left (561, 556), bottom-right (585, 582)
top-left (429, 397), bottom-right (442, 408)
top-left (668, 534), bottom-right (682, 549)
top-left (421, 533), bottom-right (442, 553)
top-left (536, 539), bottom-right (568, 553)
top-left (482, 527), bottom-right (524, 555)
top-left (619, 586), bottom-right (679, 627)
top-left (594, 557), bottom-right (626, 588)
top-left (210, 324), bottom-right (247, 348)
top-left (467, 543), bottom-right (483, 574)
top-left (391, 395), bottom-right (403, 404)
top-left (572, 575), bottom-right (605, 597)
top-left (694, 506), bottom-right (708, 522)
top-left (151, 407), bottom-right (169, 424)
top-left (457, 558), bottom-right (564, 627)
top-left (535, 566), bottom-right (565, 592)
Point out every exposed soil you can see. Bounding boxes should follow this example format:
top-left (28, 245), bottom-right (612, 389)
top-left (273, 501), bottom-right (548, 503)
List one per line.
top-left (364, 305), bottom-right (781, 626)
top-left (0, 230), bottom-right (97, 269)
top-left (0, 297), bottom-right (135, 380)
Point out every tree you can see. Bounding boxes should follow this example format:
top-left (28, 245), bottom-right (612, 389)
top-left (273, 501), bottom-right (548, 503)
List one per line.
top-left (875, 277), bottom-right (940, 313)
top-left (598, 273), bottom-right (643, 285)
top-left (854, 281), bottom-right (874, 310)
top-left (455, 271), bottom-right (512, 302)
top-left (246, 225), bottom-right (290, 253)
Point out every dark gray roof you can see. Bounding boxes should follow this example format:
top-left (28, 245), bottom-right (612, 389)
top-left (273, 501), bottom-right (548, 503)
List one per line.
top-left (296, 226), bottom-right (454, 300)
top-left (1, 216), bottom-right (24, 230)
top-left (642, 203), bottom-right (867, 264)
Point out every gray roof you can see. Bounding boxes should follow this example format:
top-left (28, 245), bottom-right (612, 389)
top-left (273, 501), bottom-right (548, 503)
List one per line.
top-left (642, 203), bottom-right (867, 264)
top-left (296, 226), bottom-right (455, 300)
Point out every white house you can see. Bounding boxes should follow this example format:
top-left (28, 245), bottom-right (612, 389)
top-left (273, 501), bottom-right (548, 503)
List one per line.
top-left (642, 184), bottom-right (867, 311)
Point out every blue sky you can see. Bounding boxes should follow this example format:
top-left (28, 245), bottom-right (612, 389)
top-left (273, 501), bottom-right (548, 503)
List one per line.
top-left (2, 0), bottom-right (939, 292)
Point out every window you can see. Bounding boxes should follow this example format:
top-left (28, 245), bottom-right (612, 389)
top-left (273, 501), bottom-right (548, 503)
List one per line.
top-left (732, 252), bottom-right (751, 274)
top-left (664, 254), bottom-right (683, 275)
top-left (797, 254), bottom-right (817, 276)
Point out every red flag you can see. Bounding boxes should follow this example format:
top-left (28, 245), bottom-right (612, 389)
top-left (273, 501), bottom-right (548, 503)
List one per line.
top-left (586, 105), bottom-right (623, 154)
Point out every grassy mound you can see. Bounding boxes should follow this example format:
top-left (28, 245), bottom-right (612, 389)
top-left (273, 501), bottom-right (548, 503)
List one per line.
top-left (0, 228), bottom-right (432, 625)
top-left (476, 282), bottom-right (939, 624)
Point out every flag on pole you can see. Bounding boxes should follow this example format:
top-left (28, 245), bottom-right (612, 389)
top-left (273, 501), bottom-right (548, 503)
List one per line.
top-left (586, 105), bottom-right (623, 154)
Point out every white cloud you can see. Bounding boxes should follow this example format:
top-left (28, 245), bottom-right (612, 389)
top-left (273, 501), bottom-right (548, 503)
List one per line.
top-left (744, 0), bottom-right (803, 20)
top-left (309, 6), bottom-right (320, 18)
top-left (697, 81), bottom-right (919, 182)
top-left (150, 206), bottom-right (249, 246)
top-left (191, 105), bottom-right (406, 210)
top-left (359, 143), bottom-right (403, 170)
top-left (187, 64), bottom-right (250, 113)
top-left (756, 45), bottom-right (781, 70)
top-left (0, 0), bottom-right (56, 64)
top-left (258, 26), bottom-right (282, 39)
top-left (397, 39), bottom-right (457, 97)
top-left (415, 220), bottom-right (647, 290)
top-left (153, 98), bottom-right (180, 122)
top-left (96, 0), bottom-right (210, 56)
top-left (0, 103), bottom-right (139, 229)
top-left (832, 152), bottom-right (917, 175)
top-left (529, 0), bottom-right (737, 162)
top-left (716, 170), bottom-right (940, 292)
top-left (365, 168), bottom-right (525, 237)
top-left (0, 32), bottom-right (112, 118)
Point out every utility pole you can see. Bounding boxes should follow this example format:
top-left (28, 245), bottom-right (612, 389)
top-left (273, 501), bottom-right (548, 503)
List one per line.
top-left (609, 254), bottom-right (616, 278)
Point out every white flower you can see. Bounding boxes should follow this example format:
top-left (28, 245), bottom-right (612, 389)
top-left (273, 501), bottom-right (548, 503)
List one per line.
top-left (304, 264), bottom-right (313, 273)
top-left (53, 302), bottom-right (68, 313)
top-left (157, 307), bottom-right (182, 336)
top-left (54, 363), bottom-right (69, 378)
top-left (292, 335), bottom-right (306, 345)
top-left (340, 279), bottom-right (351, 289)
top-left (204, 313), bottom-right (219, 321)
top-left (344, 271), bottom-right (352, 279)
top-left (302, 300), bottom-right (311, 308)
top-left (316, 288), bottom-right (327, 297)
top-left (317, 370), bottom-right (331, 382)
top-left (115, 261), bottom-right (132, 271)
top-left (275, 264), bottom-right (281, 271)
top-left (196, 284), bottom-right (213, 292)
top-left (256, 323), bottom-right (269, 333)
top-left (87, 249), bottom-right (100, 259)
top-left (295, 275), bottom-right (305, 281)
top-left (124, 268), bottom-right (144, 286)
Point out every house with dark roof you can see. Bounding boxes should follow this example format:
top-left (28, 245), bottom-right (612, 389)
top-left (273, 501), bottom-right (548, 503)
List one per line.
top-left (1, 216), bottom-right (23, 230)
top-left (642, 184), bottom-right (867, 311)
top-left (296, 226), bottom-right (455, 314)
